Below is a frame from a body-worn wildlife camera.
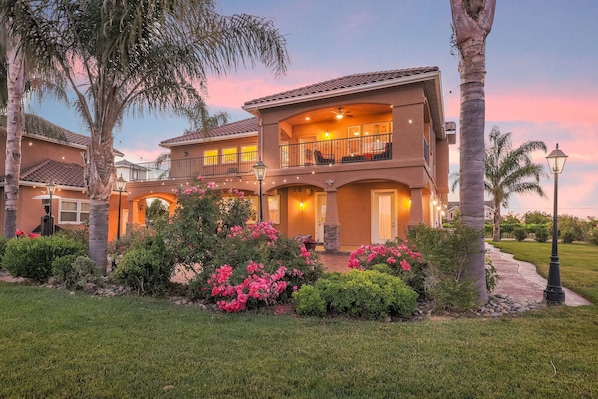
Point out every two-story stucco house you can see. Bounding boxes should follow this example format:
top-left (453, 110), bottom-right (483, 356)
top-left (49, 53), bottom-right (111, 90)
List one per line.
top-left (124, 66), bottom-right (455, 250)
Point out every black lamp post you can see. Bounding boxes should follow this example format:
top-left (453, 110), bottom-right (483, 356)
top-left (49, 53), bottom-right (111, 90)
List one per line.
top-left (46, 181), bottom-right (56, 235)
top-left (544, 144), bottom-right (568, 305)
top-left (115, 174), bottom-right (127, 240)
top-left (252, 160), bottom-right (267, 222)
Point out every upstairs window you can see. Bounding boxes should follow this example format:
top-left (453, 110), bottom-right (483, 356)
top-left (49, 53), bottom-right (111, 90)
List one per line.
top-left (203, 149), bottom-right (218, 165)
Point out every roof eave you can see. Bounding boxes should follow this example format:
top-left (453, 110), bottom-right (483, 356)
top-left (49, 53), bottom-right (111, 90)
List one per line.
top-left (160, 131), bottom-right (258, 149)
top-left (242, 70), bottom-right (442, 113)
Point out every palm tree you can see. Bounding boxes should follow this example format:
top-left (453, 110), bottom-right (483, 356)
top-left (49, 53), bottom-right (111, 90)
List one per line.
top-left (450, 0), bottom-right (496, 303)
top-left (485, 127), bottom-right (547, 241)
top-left (2, 0), bottom-right (289, 272)
top-left (2, 25), bottom-right (26, 238)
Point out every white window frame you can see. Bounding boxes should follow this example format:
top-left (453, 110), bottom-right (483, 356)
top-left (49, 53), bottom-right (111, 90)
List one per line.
top-left (58, 199), bottom-right (90, 224)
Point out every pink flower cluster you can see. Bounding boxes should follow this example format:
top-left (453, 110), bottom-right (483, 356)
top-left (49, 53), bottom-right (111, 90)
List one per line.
top-left (348, 242), bottom-right (423, 272)
top-left (299, 246), bottom-right (319, 272)
top-left (227, 188), bottom-right (246, 198)
top-left (183, 186), bottom-right (206, 196)
top-left (247, 221), bottom-right (278, 243)
top-left (209, 262), bottom-right (288, 312)
top-left (227, 225), bottom-right (244, 239)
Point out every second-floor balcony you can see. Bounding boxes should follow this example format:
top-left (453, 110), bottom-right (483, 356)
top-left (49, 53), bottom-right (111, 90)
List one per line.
top-left (126, 134), bottom-right (393, 182)
top-left (281, 133), bottom-right (392, 167)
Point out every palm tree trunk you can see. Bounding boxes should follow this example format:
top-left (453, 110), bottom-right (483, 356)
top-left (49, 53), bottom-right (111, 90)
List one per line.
top-left (492, 205), bottom-right (501, 241)
top-left (84, 132), bottom-right (115, 274)
top-left (3, 41), bottom-right (25, 238)
top-left (451, 0), bottom-right (496, 304)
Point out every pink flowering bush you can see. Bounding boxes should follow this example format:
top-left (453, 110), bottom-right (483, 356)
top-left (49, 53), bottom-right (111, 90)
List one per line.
top-left (208, 262), bottom-right (289, 312)
top-left (348, 239), bottom-right (427, 297)
top-left (187, 221), bottom-right (324, 307)
top-left (162, 177), bottom-right (254, 270)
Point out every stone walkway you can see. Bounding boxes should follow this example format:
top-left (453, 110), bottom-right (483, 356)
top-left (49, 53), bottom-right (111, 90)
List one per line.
top-left (485, 243), bottom-right (590, 306)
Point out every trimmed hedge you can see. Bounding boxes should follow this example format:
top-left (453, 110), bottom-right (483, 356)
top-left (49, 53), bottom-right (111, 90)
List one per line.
top-left (295, 270), bottom-right (418, 320)
top-left (2, 236), bottom-right (86, 282)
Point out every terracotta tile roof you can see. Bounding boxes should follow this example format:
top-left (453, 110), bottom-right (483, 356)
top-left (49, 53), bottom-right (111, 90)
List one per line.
top-left (160, 117), bottom-right (258, 147)
top-left (244, 67), bottom-right (439, 107)
top-left (0, 114), bottom-right (123, 155)
top-left (19, 159), bottom-right (85, 188)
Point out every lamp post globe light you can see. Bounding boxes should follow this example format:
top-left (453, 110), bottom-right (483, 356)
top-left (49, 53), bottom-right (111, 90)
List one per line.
top-left (252, 160), bottom-right (267, 222)
top-left (544, 144), bottom-right (568, 305)
top-left (45, 181), bottom-right (57, 235)
top-left (115, 174), bottom-right (127, 240)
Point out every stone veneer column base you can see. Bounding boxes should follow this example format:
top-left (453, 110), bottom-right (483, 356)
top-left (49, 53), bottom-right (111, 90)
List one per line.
top-left (324, 223), bottom-right (340, 252)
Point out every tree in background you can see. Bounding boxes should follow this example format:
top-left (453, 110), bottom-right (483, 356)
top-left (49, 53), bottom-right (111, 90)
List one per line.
top-left (485, 126), bottom-right (547, 241)
top-left (2, 0), bottom-right (289, 272)
top-left (145, 199), bottom-right (169, 227)
top-left (523, 210), bottom-right (551, 225)
top-left (450, 0), bottom-right (496, 303)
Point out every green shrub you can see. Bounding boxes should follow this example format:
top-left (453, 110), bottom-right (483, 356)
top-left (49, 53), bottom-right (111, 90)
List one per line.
top-left (52, 255), bottom-right (99, 290)
top-left (585, 227), bottom-right (598, 246)
top-left (112, 232), bottom-right (174, 296)
top-left (431, 278), bottom-right (478, 311)
top-left (347, 240), bottom-right (427, 298)
top-left (485, 258), bottom-right (500, 294)
top-left (2, 236), bottom-right (86, 282)
top-left (513, 226), bottom-right (528, 241)
top-left (292, 285), bottom-right (326, 317)
top-left (408, 223), bottom-right (483, 311)
top-left (51, 254), bottom-right (79, 283)
top-left (0, 236), bottom-right (8, 263)
top-left (534, 227), bottom-right (549, 242)
top-left (315, 270), bottom-right (418, 320)
top-left (561, 228), bottom-right (576, 244)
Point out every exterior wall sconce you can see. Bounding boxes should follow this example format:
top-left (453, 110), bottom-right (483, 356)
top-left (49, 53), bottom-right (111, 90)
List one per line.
top-left (299, 200), bottom-right (305, 210)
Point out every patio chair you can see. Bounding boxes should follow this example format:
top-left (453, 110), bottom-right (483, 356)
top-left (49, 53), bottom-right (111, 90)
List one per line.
top-left (314, 149), bottom-right (335, 165)
top-left (372, 142), bottom-right (392, 160)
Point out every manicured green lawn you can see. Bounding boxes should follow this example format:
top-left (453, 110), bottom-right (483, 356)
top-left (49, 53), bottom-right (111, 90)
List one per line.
top-left (490, 240), bottom-right (598, 303)
top-left (1, 280), bottom-right (597, 398)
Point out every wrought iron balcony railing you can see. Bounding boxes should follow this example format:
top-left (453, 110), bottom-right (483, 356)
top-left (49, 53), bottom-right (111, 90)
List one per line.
top-left (123, 134), bottom-right (393, 182)
top-left (280, 133), bottom-right (392, 168)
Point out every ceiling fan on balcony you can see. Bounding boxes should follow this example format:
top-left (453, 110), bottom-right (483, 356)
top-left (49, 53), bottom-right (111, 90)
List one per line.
top-left (332, 106), bottom-right (353, 120)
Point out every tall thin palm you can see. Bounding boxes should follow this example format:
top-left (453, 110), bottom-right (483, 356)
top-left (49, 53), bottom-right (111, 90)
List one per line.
top-left (2, 24), bottom-right (26, 238)
top-left (485, 127), bottom-right (547, 241)
top-left (450, 0), bottom-right (496, 303)
top-left (2, 0), bottom-right (289, 271)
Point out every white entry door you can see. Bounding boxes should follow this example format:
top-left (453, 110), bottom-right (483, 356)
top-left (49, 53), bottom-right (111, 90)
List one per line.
top-left (315, 193), bottom-right (327, 243)
top-left (371, 190), bottom-right (397, 244)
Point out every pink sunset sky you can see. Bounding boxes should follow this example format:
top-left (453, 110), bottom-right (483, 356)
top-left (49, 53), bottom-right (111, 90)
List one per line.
top-left (28, 0), bottom-right (598, 219)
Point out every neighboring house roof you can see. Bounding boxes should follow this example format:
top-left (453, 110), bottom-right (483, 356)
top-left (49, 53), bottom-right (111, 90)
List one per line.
top-left (0, 113), bottom-right (124, 156)
top-left (160, 117), bottom-right (258, 148)
top-left (116, 159), bottom-right (149, 171)
top-left (446, 201), bottom-right (495, 211)
top-left (19, 159), bottom-right (85, 188)
top-left (243, 66), bottom-right (440, 109)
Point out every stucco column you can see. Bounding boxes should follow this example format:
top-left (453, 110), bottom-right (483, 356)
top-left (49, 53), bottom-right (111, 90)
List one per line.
top-left (324, 190), bottom-right (340, 251)
top-left (408, 187), bottom-right (424, 229)
top-left (127, 199), bottom-right (141, 231)
top-left (260, 120), bottom-right (279, 169)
